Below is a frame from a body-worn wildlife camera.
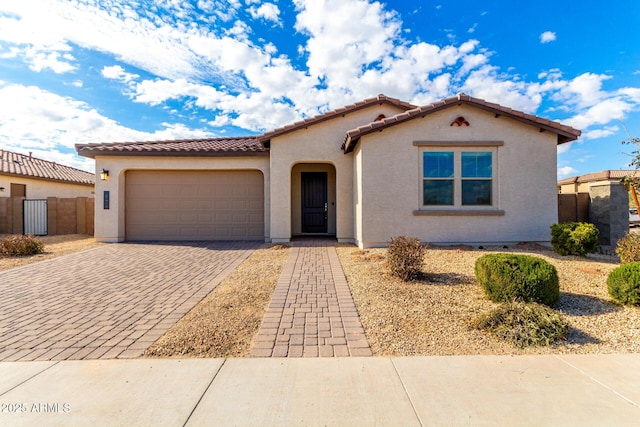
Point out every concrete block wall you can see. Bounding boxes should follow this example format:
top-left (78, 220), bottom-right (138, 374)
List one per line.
top-left (589, 182), bottom-right (628, 247)
top-left (0, 197), bottom-right (94, 236)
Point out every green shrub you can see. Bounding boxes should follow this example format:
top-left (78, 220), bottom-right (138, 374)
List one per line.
top-left (387, 236), bottom-right (426, 281)
top-left (472, 301), bottom-right (569, 348)
top-left (0, 234), bottom-right (45, 256)
top-left (607, 262), bottom-right (640, 305)
top-left (615, 233), bottom-right (640, 264)
top-left (474, 253), bottom-right (559, 306)
top-left (550, 222), bottom-right (599, 256)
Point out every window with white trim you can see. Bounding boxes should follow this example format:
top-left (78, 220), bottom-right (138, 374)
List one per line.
top-left (422, 149), bottom-right (494, 207)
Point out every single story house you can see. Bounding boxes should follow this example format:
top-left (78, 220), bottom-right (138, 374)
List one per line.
top-left (0, 149), bottom-right (95, 198)
top-left (76, 94), bottom-right (580, 248)
top-left (558, 170), bottom-right (635, 194)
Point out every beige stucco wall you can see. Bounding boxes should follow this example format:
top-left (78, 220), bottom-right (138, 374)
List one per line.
top-left (0, 175), bottom-right (94, 199)
top-left (558, 182), bottom-right (594, 194)
top-left (269, 103), bottom-right (407, 243)
top-left (558, 183), bottom-right (577, 194)
top-left (354, 105), bottom-right (560, 247)
top-left (92, 155), bottom-right (270, 242)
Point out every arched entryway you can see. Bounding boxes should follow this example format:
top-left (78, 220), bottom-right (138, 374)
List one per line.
top-left (290, 163), bottom-right (337, 237)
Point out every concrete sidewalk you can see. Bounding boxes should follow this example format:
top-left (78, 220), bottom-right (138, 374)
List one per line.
top-left (1, 354), bottom-right (639, 426)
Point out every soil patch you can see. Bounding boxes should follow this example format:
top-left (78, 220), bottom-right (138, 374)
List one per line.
top-left (0, 234), bottom-right (103, 271)
top-left (336, 245), bottom-right (640, 356)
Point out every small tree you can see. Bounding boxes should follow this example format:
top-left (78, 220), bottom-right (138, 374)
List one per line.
top-left (621, 122), bottom-right (640, 208)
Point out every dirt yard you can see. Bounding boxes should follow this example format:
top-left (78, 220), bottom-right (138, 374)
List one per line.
top-left (337, 244), bottom-right (640, 356)
top-left (0, 234), bottom-right (103, 271)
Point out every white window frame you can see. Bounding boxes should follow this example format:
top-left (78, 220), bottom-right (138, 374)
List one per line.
top-left (413, 141), bottom-right (505, 216)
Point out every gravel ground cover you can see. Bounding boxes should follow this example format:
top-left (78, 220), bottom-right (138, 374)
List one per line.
top-left (336, 244), bottom-right (640, 356)
top-left (144, 244), bottom-right (290, 358)
top-left (6, 234), bottom-right (637, 357)
top-left (0, 234), bottom-right (102, 271)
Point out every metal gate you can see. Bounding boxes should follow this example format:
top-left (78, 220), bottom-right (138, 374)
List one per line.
top-left (23, 199), bottom-right (48, 235)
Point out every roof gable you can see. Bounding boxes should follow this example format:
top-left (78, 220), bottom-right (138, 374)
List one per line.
top-left (256, 94), bottom-right (416, 144)
top-left (0, 149), bottom-right (95, 185)
top-left (76, 137), bottom-right (268, 159)
top-left (342, 94), bottom-right (582, 153)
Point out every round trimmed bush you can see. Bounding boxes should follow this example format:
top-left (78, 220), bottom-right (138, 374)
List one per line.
top-left (550, 222), bottom-right (599, 256)
top-left (474, 253), bottom-right (559, 306)
top-left (607, 262), bottom-right (640, 305)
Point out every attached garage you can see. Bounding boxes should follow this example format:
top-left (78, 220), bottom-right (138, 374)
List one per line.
top-left (125, 170), bottom-right (264, 241)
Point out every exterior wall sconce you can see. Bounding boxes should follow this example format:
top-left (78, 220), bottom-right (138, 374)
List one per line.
top-left (0, 187), bottom-right (4, 192)
top-left (100, 169), bottom-right (109, 180)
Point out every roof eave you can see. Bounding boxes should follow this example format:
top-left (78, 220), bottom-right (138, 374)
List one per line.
top-left (76, 148), bottom-right (270, 159)
top-left (0, 171), bottom-right (95, 186)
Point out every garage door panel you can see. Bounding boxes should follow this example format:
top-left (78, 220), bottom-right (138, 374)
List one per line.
top-left (126, 170), bottom-right (264, 241)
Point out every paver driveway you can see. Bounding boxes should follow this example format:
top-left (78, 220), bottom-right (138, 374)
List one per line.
top-left (0, 242), bottom-right (258, 361)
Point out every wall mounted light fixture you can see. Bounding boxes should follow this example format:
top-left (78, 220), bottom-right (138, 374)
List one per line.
top-left (0, 187), bottom-right (5, 192)
top-left (100, 169), bottom-right (109, 181)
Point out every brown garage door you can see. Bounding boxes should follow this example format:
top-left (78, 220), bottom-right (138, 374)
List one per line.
top-left (125, 170), bottom-right (264, 241)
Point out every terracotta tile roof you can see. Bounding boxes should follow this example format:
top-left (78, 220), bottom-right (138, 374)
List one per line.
top-left (557, 176), bottom-right (578, 185)
top-left (256, 94), bottom-right (416, 144)
top-left (0, 149), bottom-right (94, 185)
top-left (559, 170), bottom-right (638, 185)
top-left (342, 93), bottom-right (582, 153)
top-left (76, 137), bottom-right (268, 158)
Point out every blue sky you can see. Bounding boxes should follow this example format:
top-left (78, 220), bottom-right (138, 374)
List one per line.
top-left (0, 0), bottom-right (639, 177)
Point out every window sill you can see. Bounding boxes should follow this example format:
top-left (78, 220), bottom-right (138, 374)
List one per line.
top-left (413, 209), bottom-right (505, 216)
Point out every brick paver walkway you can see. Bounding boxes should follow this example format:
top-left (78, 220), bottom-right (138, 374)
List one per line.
top-left (251, 240), bottom-right (372, 357)
top-left (0, 242), bottom-right (258, 361)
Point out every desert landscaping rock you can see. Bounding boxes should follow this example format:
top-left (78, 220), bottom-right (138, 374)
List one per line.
top-left (337, 244), bottom-right (640, 356)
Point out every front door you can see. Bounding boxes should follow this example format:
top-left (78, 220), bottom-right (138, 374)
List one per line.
top-left (301, 172), bottom-right (328, 233)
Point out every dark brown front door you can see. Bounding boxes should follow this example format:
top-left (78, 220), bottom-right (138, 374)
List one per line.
top-left (301, 172), bottom-right (327, 233)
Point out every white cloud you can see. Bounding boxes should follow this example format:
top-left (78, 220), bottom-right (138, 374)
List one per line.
top-left (558, 72), bottom-right (612, 108)
top-left (582, 126), bottom-right (619, 140)
top-left (619, 87), bottom-right (640, 103)
top-left (461, 65), bottom-right (542, 112)
top-left (248, 3), bottom-right (281, 24)
top-left (0, 84), bottom-right (216, 170)
top-left (0, 0), bottom-right (639, 168)
top-left (557, 166), bottom-right (578, 178)
top-left (565, 98), bottom-right (634, 129)
top-left (540, 31), bottom-right (556, 43)
top-left (27, 50), bottom-right (76, 73)
top-left (101, 65), bottom-right (139, 84)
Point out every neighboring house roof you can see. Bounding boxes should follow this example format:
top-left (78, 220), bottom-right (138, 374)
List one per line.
top-left (558, 170), bottom-right (638, 186)
top-left (342, 93), bottom-right (582, 153)
top-left (0, 149), bottom-right (95, 185)
top-left (256, 94), bottom-right (416, 144)
top-left (76, 136), bottom-right (268, 159)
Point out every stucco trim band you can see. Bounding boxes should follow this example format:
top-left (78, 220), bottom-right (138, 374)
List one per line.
top-left (413, 209), bottom-right (506, 216)
top-left (413, 140), bottom-right (505, 147)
